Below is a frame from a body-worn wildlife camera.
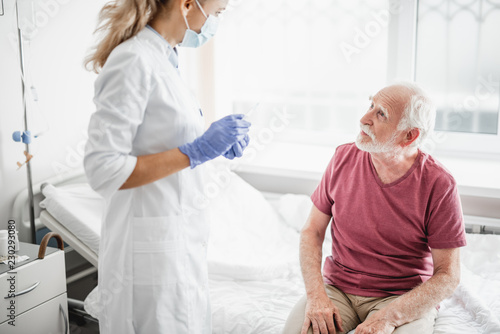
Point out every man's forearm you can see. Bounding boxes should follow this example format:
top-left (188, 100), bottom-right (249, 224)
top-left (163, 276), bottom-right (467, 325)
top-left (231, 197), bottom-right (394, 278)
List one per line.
top-left (300, 229), bottom-right (326, 298)
top-left (379, 272), bottom-right (459, 327)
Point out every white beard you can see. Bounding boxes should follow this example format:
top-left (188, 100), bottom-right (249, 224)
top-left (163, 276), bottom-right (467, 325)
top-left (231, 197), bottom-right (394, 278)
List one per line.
top-left (355, 126), bottom-right (401, 155)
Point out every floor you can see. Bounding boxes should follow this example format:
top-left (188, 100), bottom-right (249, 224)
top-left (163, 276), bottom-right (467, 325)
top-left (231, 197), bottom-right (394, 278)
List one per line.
top-left (69, 319), bottom-right (100, 334)
top-left (67, 261), bottom-right (100, 334)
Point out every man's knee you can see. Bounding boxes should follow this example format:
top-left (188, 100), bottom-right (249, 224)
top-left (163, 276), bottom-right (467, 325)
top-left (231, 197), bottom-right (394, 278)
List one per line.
top-left (392, 308), bottom-right (438, 334)
top-left (282, 294), bottom-right (308, 334)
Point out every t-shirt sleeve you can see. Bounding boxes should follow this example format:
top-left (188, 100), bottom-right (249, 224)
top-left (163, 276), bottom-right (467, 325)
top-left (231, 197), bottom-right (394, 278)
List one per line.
top-left (311, 153), bottom-right (336, 216)
top-left (426, 176), bottom-right (467, 249)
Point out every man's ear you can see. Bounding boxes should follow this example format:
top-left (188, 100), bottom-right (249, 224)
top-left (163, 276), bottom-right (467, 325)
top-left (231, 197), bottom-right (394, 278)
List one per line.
top-left (403, 128), bottom-right (420, 147)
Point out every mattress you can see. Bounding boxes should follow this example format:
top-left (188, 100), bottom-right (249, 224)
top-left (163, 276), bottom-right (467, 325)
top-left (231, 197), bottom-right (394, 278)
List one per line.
top-left (40, 183), bottom-right (103, 254)
top-left (39, 171), bottom-right (500, 334)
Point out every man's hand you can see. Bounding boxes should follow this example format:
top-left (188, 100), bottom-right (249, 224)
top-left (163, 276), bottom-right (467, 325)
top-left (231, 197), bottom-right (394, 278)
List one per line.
top-left (353, 248), bottom-right (461, 334)
top-left (301, 293), bottom-right (343, 334)
top-left (354, 311), bottom-right (395, 334)
top-left (300, 206), bottom-right (340, 333)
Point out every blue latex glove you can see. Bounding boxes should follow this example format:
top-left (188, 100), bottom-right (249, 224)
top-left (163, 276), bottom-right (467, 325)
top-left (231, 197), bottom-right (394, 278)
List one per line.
top-left (179, 114), bottom-right (251, 168)
top-left (223, 134), bottom-right (250, 160)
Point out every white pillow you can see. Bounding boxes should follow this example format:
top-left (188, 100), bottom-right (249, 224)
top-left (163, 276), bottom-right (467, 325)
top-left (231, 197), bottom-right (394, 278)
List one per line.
top-left (276, 194), bottom-right (313, 232)
top-left (276, 193), bottom-right (333, 252)
top-left (206, 165), bottom-right (300, 281)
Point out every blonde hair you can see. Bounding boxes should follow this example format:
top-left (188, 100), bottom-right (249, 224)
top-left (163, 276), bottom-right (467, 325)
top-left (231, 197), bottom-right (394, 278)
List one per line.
top-left (85, 0), bottom-right (169, 73)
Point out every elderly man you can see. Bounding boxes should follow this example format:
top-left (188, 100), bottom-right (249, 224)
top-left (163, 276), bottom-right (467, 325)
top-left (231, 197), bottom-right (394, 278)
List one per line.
top-left (282, 83), bottom-right (466, 334)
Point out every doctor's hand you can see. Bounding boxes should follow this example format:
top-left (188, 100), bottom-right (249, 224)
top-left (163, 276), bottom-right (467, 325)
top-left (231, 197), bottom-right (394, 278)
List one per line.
top-left (179, 114), bottom-right (251, 168)
top-left (223, 134), bottom-right (250, 160)
top-left (302, 293), bottom-right (343, 334)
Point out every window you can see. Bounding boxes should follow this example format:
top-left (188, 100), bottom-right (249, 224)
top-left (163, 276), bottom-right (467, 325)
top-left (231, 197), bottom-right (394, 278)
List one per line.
top-left (413, 0), bottom-right (500, 157)
top-left (416, 0), bottom-right (500, 135)
top-left (213, 0), bottom-right (392, 147)
top-left (210, 0), bottom-right (500, 160)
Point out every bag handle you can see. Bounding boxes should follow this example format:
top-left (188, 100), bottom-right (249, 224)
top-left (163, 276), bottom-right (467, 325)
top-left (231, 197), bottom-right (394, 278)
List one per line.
top-left (38, 232), bottom-right (64, 259)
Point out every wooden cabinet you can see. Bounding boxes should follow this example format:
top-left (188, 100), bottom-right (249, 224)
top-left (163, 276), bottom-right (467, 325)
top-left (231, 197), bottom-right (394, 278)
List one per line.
top-left (0, 242), bottom-right (68, 333)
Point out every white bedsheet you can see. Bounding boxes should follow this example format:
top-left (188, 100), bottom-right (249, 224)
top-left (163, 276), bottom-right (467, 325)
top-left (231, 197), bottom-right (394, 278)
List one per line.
top-left (39, 171), bottom-right (500, 334)
top-left (208, 235), bottom-right (500, 334)
top-left (434, 234), bottom-right (500, 334)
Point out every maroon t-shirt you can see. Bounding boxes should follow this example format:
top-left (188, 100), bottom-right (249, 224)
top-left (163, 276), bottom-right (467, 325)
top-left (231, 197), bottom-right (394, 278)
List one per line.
top-left (311, 143), bottom-right (466, 297)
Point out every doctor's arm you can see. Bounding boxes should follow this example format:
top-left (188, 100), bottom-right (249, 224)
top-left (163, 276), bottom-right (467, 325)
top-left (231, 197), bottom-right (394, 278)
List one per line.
top-left (300, 205), bottom-right (344, 334)
top-left (119, 148), bottom-right (190, 189)
top-left (354, 247), bottom-right (461, 334)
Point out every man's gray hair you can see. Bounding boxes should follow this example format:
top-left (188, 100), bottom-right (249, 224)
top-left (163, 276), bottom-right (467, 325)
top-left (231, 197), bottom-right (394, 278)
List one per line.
top-left (395, 82), bottom-right (436, 148)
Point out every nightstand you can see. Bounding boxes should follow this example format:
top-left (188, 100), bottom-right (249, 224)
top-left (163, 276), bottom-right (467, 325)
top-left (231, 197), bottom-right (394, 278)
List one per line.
top-left (0, 235), bottom-right (68, 333)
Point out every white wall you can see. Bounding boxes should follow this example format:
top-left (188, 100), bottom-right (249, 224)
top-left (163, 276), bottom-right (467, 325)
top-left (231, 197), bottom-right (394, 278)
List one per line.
top-left (0, 0), bottom-right (106, 230)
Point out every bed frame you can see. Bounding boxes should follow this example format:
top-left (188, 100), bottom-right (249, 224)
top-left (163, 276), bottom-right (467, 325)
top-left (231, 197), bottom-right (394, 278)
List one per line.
top-left (12, 168), bottom-right (88, 243)
top-left (39, 210), bottom-right (98, 268)
top-left (12, 168), bottom-right (97, 285)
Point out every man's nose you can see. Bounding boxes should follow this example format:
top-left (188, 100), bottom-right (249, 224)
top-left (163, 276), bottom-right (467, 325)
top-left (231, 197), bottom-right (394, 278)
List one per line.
top-left (360, 112), bottom-right (373, 126)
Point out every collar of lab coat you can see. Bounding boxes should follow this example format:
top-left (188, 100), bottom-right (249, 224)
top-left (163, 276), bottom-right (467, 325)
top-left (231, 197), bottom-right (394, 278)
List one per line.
top-left (144, 25), bottom-right (179, 70)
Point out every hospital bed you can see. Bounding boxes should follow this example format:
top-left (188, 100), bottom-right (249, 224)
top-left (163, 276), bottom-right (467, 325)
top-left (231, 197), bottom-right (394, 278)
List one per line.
top-left (37, 167), bottom-right (500, 334)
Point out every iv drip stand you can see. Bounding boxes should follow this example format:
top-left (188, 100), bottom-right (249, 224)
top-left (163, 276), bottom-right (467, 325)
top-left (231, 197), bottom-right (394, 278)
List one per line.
top-left (16, 1), bottom-right (36, 244)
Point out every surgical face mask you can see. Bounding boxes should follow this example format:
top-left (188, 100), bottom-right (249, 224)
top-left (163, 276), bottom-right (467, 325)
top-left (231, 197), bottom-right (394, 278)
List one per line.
top-left (179, 0), bottom-right (219, 48)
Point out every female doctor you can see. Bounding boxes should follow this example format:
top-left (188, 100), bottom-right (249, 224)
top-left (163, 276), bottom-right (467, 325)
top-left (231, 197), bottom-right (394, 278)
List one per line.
top-left (83, 0), bottom-right (250, 333)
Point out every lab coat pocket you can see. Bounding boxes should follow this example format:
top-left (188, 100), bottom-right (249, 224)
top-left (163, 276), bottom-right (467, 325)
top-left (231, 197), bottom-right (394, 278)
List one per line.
top-left (132, 215), bottom-right (186, 286)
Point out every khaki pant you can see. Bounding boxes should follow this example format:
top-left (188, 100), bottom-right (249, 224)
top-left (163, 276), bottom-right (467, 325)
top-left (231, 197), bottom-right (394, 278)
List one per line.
top-left (282, 284), bottom-right (438, 334)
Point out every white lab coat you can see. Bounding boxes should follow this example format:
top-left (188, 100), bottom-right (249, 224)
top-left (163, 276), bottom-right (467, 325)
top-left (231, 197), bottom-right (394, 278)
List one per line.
top-left (84, 28), bottom-right (211, 334)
